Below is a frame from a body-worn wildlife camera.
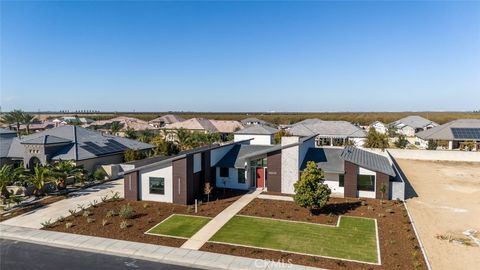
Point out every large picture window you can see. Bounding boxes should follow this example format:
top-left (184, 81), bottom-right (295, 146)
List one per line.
top-left (339, 174), bottom-right (344, 187)
top-left (220, 167), bottom-right (229, 177)
top-left (237, 169), bottom-right (246, 184)
top-left (357, 175), bottom-right (375, 191)
top-left (149, 177), bottom-right (165, 194)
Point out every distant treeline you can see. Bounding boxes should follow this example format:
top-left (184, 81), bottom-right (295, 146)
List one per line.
top-left (36, 111), bottom-right (480, 125)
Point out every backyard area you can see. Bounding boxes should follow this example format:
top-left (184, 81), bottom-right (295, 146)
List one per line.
top-left (397, 159), bottom-right (480, 270)
top-left (210, 215), bottom-right (378, 263)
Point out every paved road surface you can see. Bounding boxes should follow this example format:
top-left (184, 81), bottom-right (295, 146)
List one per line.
top-left (0, 239), bottom-right (200, 270)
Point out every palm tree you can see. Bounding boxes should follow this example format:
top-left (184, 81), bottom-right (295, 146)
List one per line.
top-left (110, 121), bottom-right (122, 135)
top-left (52, 160), bottom-right (84, 190)
top-left (29, 164), bottom-right (54, 197)
top-left (0, 165), bottom-right (29, 203)
top-left (175, 128), bottom-right (192, 150)
top-left (0, 109), bottom-right (25, 136)
top-left (22, 113), bottom-right (37, 134)
top-left (124, 128), bottom-right (137, 139)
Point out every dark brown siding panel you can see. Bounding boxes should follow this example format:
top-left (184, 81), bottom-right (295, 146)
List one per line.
top-left (266, 150), bottom-right (282, 192)
top-left (185, 155), bottom-right (195, 205)
top-left (124, 172), bottom-right (139, 201)
top-left (375, 172), bottom-right (390, 200)
top-left (172, 158), bottom-right (188, 204)
top-left (203, 151), bottom-right (211, 185)
top-left (344, 161), bottom-right (358, 198)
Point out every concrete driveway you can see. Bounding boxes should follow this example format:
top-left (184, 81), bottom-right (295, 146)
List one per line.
top-left (1, 179), bottom-right (123, 229)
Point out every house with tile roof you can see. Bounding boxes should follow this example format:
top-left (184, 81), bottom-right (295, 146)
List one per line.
top-left (149, 114), bottom-right (185, 128)
top-left (123, 135), bottom-right (403, 204)
top-left (390, 115), bottom-right (438, 137)
top-left (86, 116), bottom-right (158, 137)
top-left (163, 118), bottom-right (243, 141)
top-left (415, 119), bottom-right (480, 150)
top-left (287, 118), bottom-right (367, 147)
top-left (5, 125), bottom-right (153, 172)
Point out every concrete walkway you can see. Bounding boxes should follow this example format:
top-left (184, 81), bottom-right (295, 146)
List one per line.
top-left (0, 224), bottom-right (323, 270)
top-left (257, 194), bottom-right (294, 201)
top-left (181, 189), bottom-right (262, 250)
top-left (1, 179), bottom-right (123, 229)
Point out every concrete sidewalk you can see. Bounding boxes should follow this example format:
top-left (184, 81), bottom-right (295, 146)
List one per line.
top-left (0, 224), bottom-right (323, 270)
top-left (1, 179), bottom-right (123, 229)
top-left (181, 189), bottom-right (262, 250)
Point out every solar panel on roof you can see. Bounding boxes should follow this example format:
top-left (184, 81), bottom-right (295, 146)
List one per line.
top-left (451, 128), bottom-right (480, 140)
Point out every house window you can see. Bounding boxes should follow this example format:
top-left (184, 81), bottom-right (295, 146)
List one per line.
top-left (339, 174), bottom-right (344, 187)
top-left (220, 167), bottom-right (229, 178)
top-left (238, 169), bottom-right (245, 184)
top-left (357, 175), bottom-right (375, 191)
top-left (149, 177), bottom-right (165, 194)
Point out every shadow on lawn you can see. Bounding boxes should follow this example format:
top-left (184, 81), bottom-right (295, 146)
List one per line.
top-left (312, 201), bottom-right (362, 216)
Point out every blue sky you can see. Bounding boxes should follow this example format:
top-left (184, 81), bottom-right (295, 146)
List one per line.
top-left (1, 1), bottom-right (479, 112)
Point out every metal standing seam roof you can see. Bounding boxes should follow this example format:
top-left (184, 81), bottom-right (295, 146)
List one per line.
top-left (234, 125), bottom-right (279, 135)
top-left (215, 144), bottom-right (277, 168)
top-left (340, 146), bottom-right (396, 177)
top-left (0, 128), bottom-right (17, 158)
top-left (300, 148), bottom-right (344, 173)
top-left (416, 119), bottom-right (480, 140)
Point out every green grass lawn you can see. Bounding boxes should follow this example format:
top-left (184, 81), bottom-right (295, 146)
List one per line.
top-left (146, 214), bottom-right (211, 238)
top-left (210, 215), bottom-right (378, 263)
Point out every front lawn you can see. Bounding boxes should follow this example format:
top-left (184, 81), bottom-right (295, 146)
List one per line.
top-left (210, 215), bottom-right (378, 263)
top-left (146, 214), bottom-right (211, 238)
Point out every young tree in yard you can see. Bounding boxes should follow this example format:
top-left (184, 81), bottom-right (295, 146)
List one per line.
top-left (274, 130), bottom-right (291, 144)
top-left (379, 183), bottom-right (387, 204)
top-left (109, 121), bottom-right (123, 135)
top-left (0, 165), bottom-right (19, 202)
top-left (124, 128), bottom-right (137, 139)
top-left (29, 164), bottom-right (54, 197)
top-left (204, 182), bottom-right (213, 203)
top-left (294, 161), bottom-right (331, 215)
top-left (394, 135), bottom-right (409, 149)
top-left (364, 127), bottom-right (389, 150)
top-left (427, 140), bottom-right (438, 150)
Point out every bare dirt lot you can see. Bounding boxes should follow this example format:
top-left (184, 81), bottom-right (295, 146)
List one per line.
top-left (397, 159), bottom-right (480, 270)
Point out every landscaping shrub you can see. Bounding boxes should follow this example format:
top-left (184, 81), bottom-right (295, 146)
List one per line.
top-left (68, 209), bottom-right (77, 217)
top-left (119, 203), bottom-right (134, 219)
top-left (102, 219), bottom-right (108, 226)
top-left (86, 217), bottom-right (95, 223)
top-left (120, 220), bottom-right (130, 229)
top-left (105, 209), bottom-right (117, 217)
top-left (93, 168), bottom-right (106, 181)
top-left (65, 222), bottom-right (73, 229)
top-left (293, 161), bottom-right (331, 214)
top-left (82, 210), bottom-right (92, 217)
top-left (41, 219), bottom-right (53, 228)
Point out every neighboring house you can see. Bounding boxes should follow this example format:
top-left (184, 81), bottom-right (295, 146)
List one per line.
top-left (415, 119), bottom-right (480, 150)
top-left (149, 114), bottom-right (185, 128)
top-left (0, 128), bottom-right (17, 167)
top-left (390, 116), bottom-right (438, 137)
top-left (233, 125), bottom-right (278, 145)
top-left (10, 121), bottom-right (57, 133)
top-left (87, 116), bottom-right (158, 137)
top-left (123, 135), bottom-right (403, 205)
top-left (5, 125), bottom-right (153, 172)
top-left (241, 117), bottom-right (274, 127)
top-left (164, 118), bottom-right (243, 140)
top-left (53, 116), bottom-right (94, 125)
top-left (369, 121), bottom-right (388, 135)
top-left (287, 118), bottom-right (367, 147)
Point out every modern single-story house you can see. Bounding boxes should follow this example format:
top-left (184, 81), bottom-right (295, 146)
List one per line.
top-left (415, 119), bottom-right (480, 150)
top-left (149, 114), bottom-right (185, 128)
top-left (4, 125), bottom-right (153, 172)
top-left (123, 135), bottom-right (403, 205)
top-left (0, 128), bottom-right (17, 167)
top-left (368, 121), bottom-right (388, 134)
top-left (286, 119), bottom-right (367, 147)
top-left (233, 125), bottom-right (279, 145)
top-left (390, 116), bottom-right (438, 137)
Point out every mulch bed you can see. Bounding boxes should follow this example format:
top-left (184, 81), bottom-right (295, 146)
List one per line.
top-left (201, 197), bottom-right (428, 270)
top-left (0, 196), bottom-right (66, 222)
top-left (45, 188), bottom-right (246, 248)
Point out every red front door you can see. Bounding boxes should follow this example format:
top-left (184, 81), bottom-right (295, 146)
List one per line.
top-left (256, 168), bottom-right (264, 188)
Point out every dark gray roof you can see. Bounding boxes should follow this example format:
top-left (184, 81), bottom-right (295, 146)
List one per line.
top-left (0, 128), bottom-right (16, 135)
top-left (7, 125), bottom-right (153, 161)
top-left (215, 144), bottom-right (276, 168)
top-left (0, 129), bottom-right (17, 158)
top-left (340, 146), bottom-right (395, 176)
top-left (300, 148), bottom-right (344, 173)
top-left (416, 119), bottom-right (480, 140)
top-left (234, 125), bottom-right (278, 135)
top-left (289, 119), bottom-right (366, 138)
top-left (21, 135), bottom-right (72, 145)
top-left (241, 118), bottom-right (268, 125)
